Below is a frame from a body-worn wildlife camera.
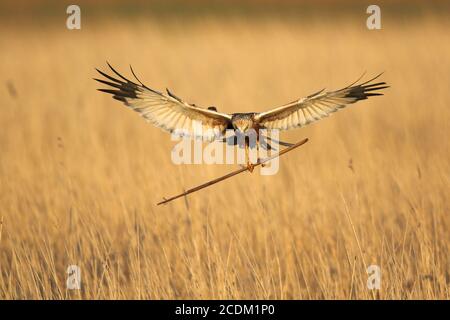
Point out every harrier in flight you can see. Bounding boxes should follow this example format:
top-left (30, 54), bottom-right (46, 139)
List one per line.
top-left (95, 63), bottom-right (388, 171)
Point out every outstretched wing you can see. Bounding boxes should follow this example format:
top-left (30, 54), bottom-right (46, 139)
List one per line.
top-left (95, 63), bottom-right (232, 141)
top-left (254, 74), bottom-right (388, 130)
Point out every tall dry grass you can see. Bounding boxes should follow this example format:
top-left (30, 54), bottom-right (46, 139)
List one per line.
top-left (0, 13), bottom-right (448, 299)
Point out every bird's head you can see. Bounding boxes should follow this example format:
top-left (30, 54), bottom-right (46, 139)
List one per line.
top-left (231, 113), bottom-right (256, 134)
top-left (232, 118), bottom-right (251, 133)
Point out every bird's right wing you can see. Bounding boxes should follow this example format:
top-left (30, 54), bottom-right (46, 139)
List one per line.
top-left (95, 63), bottom-right (232, 141)
top-left (255, 74), bottom-right (388, 131)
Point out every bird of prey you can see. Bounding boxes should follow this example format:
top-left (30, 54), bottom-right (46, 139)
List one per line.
top-left (95, 63), bottom-right (388, 172)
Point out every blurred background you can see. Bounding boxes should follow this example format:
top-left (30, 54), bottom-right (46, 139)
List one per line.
top-left (0, 0), bottom-right (448, 299)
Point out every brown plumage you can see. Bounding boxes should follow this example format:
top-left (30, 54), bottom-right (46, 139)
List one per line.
top-left (95, 63), bottom-right (388, 171)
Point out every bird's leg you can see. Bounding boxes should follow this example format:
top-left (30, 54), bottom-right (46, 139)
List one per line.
top-left (245, 140), bottom-right (254, 173)
top-left (256, 133), bottom-right (265, 167)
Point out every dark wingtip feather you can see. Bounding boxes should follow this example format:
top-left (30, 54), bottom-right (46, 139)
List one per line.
top-left (129, 64), bottom-right (145, 87)
top-left (95, 63), bottom-right (150, 102)
top-left (166, 88), bottom-right (183, 102)
top-left (344, 71), bottom-right (367, 89)
top-left (106, 62), bottom-right (137, 85)
top-left (95, 67), bottom-right (127, 85)
top-left (307, 88), bottom-right (326, 98)
top-left (94, 78), bottom-right (121, 89)
top-left (343, 73), bottom-right (389, 100)
top-left (113, 95), bottom-right (127, 103)
top-left (97, 88), bottom-right (113, 93)
top-left (359, 72), bottom-right (384, 86)
top-left (364, 85), bottom-right (389, 92)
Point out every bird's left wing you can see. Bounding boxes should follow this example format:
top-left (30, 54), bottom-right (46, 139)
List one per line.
top-left (254, 74), bottom-right (388, 131)
top-left (95, 64), bottom-right (232, 141)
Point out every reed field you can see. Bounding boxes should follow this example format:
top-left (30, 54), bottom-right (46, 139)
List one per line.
top-left (0, 1), bottom-right (448, 299)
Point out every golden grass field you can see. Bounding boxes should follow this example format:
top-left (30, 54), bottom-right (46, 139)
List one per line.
top-left (0, 6), bottom-right (449, 299)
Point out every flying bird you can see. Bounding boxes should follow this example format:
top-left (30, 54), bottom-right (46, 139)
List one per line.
top-left (95, 63), bottom-right (388, 171)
